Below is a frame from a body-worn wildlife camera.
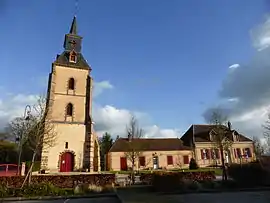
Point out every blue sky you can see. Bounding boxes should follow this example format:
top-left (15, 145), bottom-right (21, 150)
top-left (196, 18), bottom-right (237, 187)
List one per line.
top-left (0, 0), bottom-right (268, 136)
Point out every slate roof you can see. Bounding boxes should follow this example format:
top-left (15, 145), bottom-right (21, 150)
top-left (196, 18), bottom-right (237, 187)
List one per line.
top-left (109, 138), bottom-right (191, 152)
top-left (181, 124), bottom-right (252, 145)
top-left (53, 51), bottom-right (90, 70)
top-left (69, 16), bottom-right (77, 35)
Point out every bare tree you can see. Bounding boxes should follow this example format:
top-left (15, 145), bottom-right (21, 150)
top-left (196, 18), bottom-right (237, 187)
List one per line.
top-left (207, 109), bottom-right (232, 181)
top-left (262, 114), bottom-right (270, 154)
top-left (124, 116), bottom-right (144, 184)
top-left (175, 154), bottom-right (183, 169)
top-left (8, 95), bottom-right (57, 187)
top-left (253, 136), bottom-right (265, 158)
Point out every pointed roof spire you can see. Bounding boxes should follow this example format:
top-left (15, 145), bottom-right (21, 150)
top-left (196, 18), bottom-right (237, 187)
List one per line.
top-left (69, 16), bottom-right (77, 35)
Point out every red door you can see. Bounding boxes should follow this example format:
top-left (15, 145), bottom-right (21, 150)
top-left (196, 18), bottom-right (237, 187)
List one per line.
top-left (120, 157), bottom-right (127, 171)
top-left (60, 152), bottom-right (74, 172)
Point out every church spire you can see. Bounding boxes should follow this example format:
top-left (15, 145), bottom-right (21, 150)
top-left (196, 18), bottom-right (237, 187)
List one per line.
top-left (69, 16), bottom-right (77, 35)
top-left (54, 14), bottom-right (90, 71)
top-left (63, 16), bottom-right (82, 53)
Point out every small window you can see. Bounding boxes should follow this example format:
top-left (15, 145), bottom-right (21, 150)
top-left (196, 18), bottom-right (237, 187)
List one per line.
top-left (183, 156), bottom-right (189, 164)
top-left (66, 103), bottom-right (73, 116)
top-left (65, 142), bottom-right (68, 149)
top-left (68, 78), bottom-right (75, 90)
top-left (139, 156), bottom-right (145, 167)
top-left (69, 52), bottom-right (77, 63)
top-left (167, 155), bottom-right (173, 165)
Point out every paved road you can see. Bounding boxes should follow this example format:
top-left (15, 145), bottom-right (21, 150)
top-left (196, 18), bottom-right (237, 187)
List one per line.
top-left (166, 191), bottom-right (270, 203)
top-left (4, 197), bottom-right (121, 203)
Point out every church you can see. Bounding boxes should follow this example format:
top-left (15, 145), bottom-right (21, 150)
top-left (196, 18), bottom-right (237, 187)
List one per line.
top-left (40, 16), bottom-right (100, 172)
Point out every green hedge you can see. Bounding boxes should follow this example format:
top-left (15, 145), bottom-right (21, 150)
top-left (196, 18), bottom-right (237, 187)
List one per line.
top-left (140, 171), bottom-right (215, 192)
top-left (0, 183), bottom-right (72, 198)
top-left (228, 162), bottom-right (270, 186)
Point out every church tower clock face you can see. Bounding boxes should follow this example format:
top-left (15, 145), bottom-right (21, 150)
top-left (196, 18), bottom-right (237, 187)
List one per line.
top-left (40, 16), bottom-right (99, 173)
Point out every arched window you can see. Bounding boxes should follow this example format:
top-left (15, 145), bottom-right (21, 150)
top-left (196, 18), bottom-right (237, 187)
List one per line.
top-left (69, 51), bottom-right (77, 63)
top-left (66, 103), bottom-right (73, 116)
top-left (68, 78), bottom-right (75, 90)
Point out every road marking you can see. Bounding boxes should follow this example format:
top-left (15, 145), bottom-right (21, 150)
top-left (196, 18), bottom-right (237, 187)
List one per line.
top-left (64, 199), bottom-right (70, 203)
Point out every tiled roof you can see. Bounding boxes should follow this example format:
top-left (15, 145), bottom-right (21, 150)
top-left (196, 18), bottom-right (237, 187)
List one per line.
top-left (181, 124), bottom-right (252, 143)
top-left (109, 138), bottom-right (191, 152)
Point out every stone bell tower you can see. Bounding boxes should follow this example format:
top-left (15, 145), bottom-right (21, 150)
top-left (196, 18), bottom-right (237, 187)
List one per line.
top-left (40, 16), bottom-right (100, 173)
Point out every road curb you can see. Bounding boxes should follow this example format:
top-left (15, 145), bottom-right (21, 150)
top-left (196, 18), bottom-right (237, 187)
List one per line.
top-left (0, 192), bottom-right (117, 202)
top-left (114, 188), bottom-right (125, 203)
top-left (156, 187), bottom-right (270, 195)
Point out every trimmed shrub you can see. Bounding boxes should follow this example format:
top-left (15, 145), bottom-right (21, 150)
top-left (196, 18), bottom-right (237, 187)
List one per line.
top-left (228, 162), bottom-right (270, 187)
top-left (140, 171), bottom-right (215, 192)
top-left (0, 174), bottom-right (115, 189)
top-left (189, 158), bottom-right (199, 170)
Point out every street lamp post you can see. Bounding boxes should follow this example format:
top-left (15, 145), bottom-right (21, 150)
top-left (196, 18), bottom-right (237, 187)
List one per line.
top-left (17, 105), bottom-right (31, 175)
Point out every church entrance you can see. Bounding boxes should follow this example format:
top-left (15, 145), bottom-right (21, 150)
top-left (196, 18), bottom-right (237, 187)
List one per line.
top-left (60, 152), bottom-right (74, 172)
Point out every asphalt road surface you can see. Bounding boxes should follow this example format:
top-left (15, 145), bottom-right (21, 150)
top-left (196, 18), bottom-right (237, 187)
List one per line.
top-left (4, 197), bottom-right (121, 203)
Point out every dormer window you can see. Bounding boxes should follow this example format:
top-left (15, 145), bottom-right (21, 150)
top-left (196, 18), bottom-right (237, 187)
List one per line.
top-left (232, 130), bottom-right (239, 142)
top-left (69, 51), bottom-right (77, 63)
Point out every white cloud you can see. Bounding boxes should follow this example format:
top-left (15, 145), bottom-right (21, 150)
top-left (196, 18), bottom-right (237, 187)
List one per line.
top-left (204, 15), bottom-right (270, 138)
top-left (93, 81), bottom-right (114, 98)
top-left (228, 64), bottom-right (240, 70)
top-left (0, 80), bottom-right (180, 139)
top-left (93, 104), bottom-right (181, 138)
top-left (0, 94), bottom-right (38, 129)
top-left (251, 16), bottom-right (270, 51)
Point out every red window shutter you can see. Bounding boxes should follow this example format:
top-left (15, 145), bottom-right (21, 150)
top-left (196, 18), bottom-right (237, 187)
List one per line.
top-left (201, 149), bottom-right (204, 159)
top-left (167, 155), bottom-right (173, 165)
top-left (139, 156), bottom-right (145, 167)
top-left (183, 156), bottom-right (189, 164)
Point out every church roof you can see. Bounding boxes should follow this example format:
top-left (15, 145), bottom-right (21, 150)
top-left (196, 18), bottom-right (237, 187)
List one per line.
top-left (109, 138), bottom-right (191, 152)
top-left (181, 124), bottom-right (252, 144)
top-left (69, 16), bottom-right (77, 35)
top-left (53, 16), bottom-right (91, 70)
top-left (53, 51), bottom-right (90, 70)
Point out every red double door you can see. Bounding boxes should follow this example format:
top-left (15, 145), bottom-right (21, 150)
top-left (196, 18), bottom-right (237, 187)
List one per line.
top-left (60, 152), bottom-right (74, 172)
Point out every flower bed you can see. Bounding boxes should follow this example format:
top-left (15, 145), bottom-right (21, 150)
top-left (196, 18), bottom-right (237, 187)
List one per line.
top-left (0, 174), bottom-right (115, 189)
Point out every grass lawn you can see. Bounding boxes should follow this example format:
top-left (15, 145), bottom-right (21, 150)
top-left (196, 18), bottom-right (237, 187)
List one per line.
top-left (108, 167), bottom-right (223, 176)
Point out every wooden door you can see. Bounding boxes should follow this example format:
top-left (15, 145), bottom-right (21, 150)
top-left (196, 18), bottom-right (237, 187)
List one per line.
top-left (120, 157), bottom-right (127, 171)
top-left (60, 152), bottom-right (74, 172)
